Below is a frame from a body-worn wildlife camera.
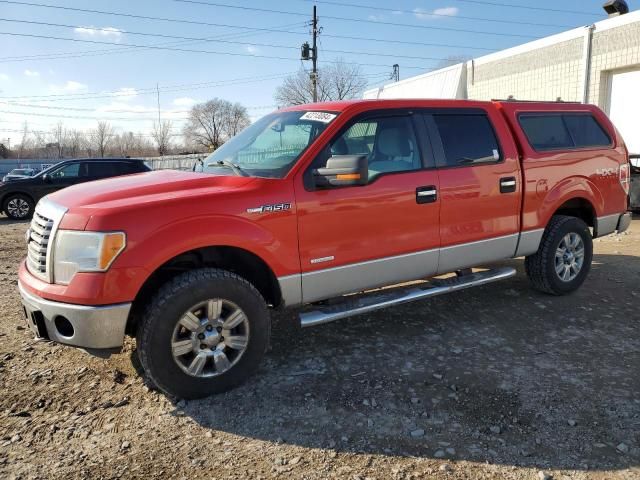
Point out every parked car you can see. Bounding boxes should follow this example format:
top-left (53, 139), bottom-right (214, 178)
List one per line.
top-left (18, 100), bottom-right (631, 399)
top-left (2, 168), bottom-right (37, 183)
top-left (630, 154), bottom-right (640, 211)
top-left (1, 158), bottom-right (150, 219)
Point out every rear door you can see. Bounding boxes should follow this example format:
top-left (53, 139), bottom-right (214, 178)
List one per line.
top-left (294, 110), bottom-right (441, 303)
top-left (423, 107), bottom-right (521, 273)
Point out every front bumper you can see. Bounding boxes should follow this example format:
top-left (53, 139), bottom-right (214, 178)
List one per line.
top-left (18, 281), bottom-right (131, 349)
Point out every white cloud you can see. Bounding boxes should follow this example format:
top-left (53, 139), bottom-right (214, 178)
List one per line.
top-left (113, 87), bottom-right (138, 101)
top-left (74, 26), bottom-right (123, 38)
top-left (413, 6), bottom-right (459, 20)
top-left (24, 69), bottom-right (40, 77)
top-left (245, 45), bottom-right (259, 54)
top-left (391, 10), bottom-right (403, 15)
top-left (49, 80), bottom-right (88, 93)
top-left (0, 73), bottom-right (9, 81)
top-left (367, 14), bottom-right (384, 21)
top-left (173, 97), bottom-right (196, 106)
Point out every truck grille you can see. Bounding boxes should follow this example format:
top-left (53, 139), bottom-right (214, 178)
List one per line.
top-left (27, 212), bottom-right (54, 281)
top-left (25, 198), bottom-right (67, 283)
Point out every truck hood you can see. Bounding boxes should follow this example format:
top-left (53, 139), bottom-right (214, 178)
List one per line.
top-left (48, 170), bottom-right (255, 212)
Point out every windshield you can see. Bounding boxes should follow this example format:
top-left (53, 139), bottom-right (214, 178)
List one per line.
top-left (202, 110), bottom-right (338, 178)
top-left (11, 169), bottom-right (33, 175)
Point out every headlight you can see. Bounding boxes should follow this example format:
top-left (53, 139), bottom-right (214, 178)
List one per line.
top-left (53, 230), bottom-right (126, 284)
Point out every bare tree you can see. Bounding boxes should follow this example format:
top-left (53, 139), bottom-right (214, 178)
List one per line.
top-left (221, 103), bottom-right (250, 138)
top-left (91, 121), bottom-right (113, 157)
top-left (152, 120), bottom-right (173, 156)
top-left (274, 59), bottom-right (368, 106)
top-left (17, 121), bottom-right (31, 159)
top-left (183, 98), bottom-right (250, 151)
top-left (49, 121), bottom-right (67, 159)
top-left (67, 130), bottom-right (86, 158)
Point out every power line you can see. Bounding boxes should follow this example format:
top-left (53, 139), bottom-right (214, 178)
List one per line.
top-left (0, 18), bottom-right (469, 63)
top-left (292, 0), bottom-right (577, 28)
top-left (0, 1), bottom-right (312, 35)
top-left (173, 0), bottom-right (540, 38)
top-left (0, 31), bottom-right (437, 70)
top-left (0, 21), bottom-right (308, 63)
top-left (452, 0), bottom-right (601, 17)
top-left (0, 73), bottom-right (296, 100)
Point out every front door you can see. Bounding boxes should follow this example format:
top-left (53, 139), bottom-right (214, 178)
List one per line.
top-left (35, 161), bottom-right (87, 201)
top-left (294, 111), bottom-right (441, 303)
top-left (423, 108), bottom-right (521, 273)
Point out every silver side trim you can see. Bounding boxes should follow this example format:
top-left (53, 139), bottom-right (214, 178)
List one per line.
top-left (595, 213), bottom-right (622, 238)
top-left (277, 274), bottom-right (302, 307)
top-left (300, 267), bottom-right (516, 327)
top-left (437, 233), bottom-right (519, 274)
top-left (515, 228), bottom-right (545, 257)
top-left (300, 248), bottom-right (440, 304)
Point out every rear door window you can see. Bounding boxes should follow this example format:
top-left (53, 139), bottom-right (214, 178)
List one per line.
top-left (87, 162), bottom-right (117, 177)
top-left (519, 113), bottom-right (611, 151)
top-left (432, 114), bottom-right (501, 167)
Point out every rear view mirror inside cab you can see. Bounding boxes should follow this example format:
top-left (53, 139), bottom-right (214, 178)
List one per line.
top-left (313, 155), bottom-right (368, 188)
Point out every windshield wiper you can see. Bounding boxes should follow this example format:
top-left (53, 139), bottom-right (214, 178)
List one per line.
top-left (207, 159), bottom-right (248, 177)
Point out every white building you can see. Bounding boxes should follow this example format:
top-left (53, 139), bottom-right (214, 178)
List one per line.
top-left (363, 9), bottom-right (640, 154)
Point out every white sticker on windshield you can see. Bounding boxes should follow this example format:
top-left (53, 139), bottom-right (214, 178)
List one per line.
top-left (493, 149), bottom-right (500, 160)
top-left (300, 111), bottom-right (337, 123)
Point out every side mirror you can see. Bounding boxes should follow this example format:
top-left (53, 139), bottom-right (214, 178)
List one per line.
top-left (314, 155), bottom-right (368, 188)
top-left (42, 174), bottom-right (51, 183)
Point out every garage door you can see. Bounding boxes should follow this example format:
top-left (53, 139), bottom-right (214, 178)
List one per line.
top-left (609, 70), bottom-right (640, 161)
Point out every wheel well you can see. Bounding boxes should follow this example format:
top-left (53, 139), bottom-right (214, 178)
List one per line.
top-left (1, 191), bottom-right (35, 210)
top-left (126, 246), bottom-right (282, 335)
top-left (552, 198), bottom-right (595, 228)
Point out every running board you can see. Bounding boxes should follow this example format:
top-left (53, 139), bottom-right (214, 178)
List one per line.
top-left (299, 267), bottom-right (516, 328)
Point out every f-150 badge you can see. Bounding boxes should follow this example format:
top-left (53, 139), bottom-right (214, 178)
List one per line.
top-left (246, 203), bottom-right (292, 214)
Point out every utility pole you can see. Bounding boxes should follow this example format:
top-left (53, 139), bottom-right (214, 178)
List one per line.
top-left (156, 83), bottom-right (161, 126)
top-left (301, 7), bottom-right (319, 102)
top-left (311, 5), bottom-right (318, 102)
top-left (392, 64), bottom-right (400, 83)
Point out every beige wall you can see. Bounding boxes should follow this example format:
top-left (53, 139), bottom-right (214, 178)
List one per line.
top-left (589, 21), bottom-right (640, 111)
top-left (468, 37), bottom-right (584, 103)
top-left (466, 14), bottom-right (640, 112)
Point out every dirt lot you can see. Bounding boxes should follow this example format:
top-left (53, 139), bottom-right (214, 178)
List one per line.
top-left (1, 216), bottom-right (639, 480)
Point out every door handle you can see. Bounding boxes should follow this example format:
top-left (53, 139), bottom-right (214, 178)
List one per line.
top-left (416, 185), bottom-right (437, 204)
top-left (500, 177), bottom-right (517, 194)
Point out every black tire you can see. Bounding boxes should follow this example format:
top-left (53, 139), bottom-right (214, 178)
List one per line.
top-left (525, 215), bottom-right (593, 295)
top-left (136, 268), bottom-right (270, 399)
top-left (3, 194), bottom-right (34, 220)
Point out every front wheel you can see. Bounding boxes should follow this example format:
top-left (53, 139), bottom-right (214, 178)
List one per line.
top-left (525, 215), bottom-right (593, 295)
top-left (3, 194), bottom-right (34, 220)
top-left (136, 268), bottom-right (270, 399)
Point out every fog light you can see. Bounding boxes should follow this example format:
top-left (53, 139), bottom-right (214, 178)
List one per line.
top-left (54, 316), bottom-right (74, 338)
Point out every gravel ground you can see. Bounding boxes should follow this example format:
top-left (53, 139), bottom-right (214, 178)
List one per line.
top-left (1, 215), bottom-right (639, 480)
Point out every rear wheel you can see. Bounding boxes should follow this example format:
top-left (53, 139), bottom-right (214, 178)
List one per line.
top-left (525, 215), bottom-right (593, 295)
top-left (136, 268), bottom-right (270, 399)
top-left (3, 194), bottom-right (34, 220)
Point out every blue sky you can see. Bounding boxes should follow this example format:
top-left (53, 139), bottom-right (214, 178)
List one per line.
top-left (0, 0), bottom-right (626, 143)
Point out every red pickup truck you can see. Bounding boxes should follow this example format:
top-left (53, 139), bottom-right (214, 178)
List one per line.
top-left (18, 99), bottom-right (632, 399)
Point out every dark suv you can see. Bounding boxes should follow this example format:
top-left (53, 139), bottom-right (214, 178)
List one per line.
top-left (0, 158), bottom-right (150, 219)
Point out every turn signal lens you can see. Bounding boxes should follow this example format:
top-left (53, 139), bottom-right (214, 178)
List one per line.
top-left (336, 173), bottom-right (361, 181)
top-left (99, 232), bottom-right (127, 270)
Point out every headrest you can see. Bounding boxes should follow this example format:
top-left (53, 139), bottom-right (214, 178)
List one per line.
top-left (377, 126), bottom-right (410, 158)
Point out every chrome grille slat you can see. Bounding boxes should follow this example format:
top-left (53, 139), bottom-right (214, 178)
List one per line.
top-left (25, 198), bottom-right (67, 283)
